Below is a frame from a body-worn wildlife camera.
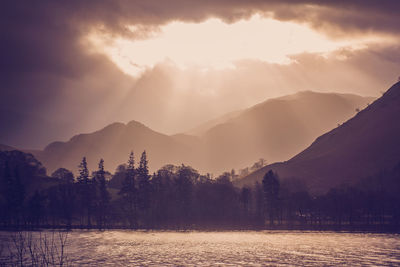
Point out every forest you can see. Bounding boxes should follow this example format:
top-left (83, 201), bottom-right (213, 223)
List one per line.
top-left (1, 150), bottom-right (400, 231)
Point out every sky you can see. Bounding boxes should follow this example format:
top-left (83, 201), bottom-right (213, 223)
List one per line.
top-left (1, 0), bottom-right (400, 149)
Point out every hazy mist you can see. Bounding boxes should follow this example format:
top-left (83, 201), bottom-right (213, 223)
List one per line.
top-left (1, 1), bottom-right (400, 149)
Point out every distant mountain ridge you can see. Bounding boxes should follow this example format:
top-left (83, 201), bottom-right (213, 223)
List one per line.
top-left (33, 91), bottom-right (374, 175)
top-left (35, 120), bottom-right (199, 174)
top-left (236, 82), bottom-right (400, 194)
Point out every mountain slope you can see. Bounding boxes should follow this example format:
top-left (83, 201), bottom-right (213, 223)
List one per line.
top-left (201, 91), bottom-right (374, 173)
top-left (185, 109), bottom-right (243, 136)
top-left (236, 82), bottom-right (400, 194)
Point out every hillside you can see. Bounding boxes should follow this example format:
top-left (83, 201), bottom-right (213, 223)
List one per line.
top-left (236, 82), bottom-right (400, 194)
top-left (185, 109), bottom-right (243, 136)
top-left (201, 91), bottom-right (374, 173)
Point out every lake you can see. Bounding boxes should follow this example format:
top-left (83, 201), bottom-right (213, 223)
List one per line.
top-left (1, 230), bottom-right (400, 266)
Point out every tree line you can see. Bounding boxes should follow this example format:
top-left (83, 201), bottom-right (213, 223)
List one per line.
top-left (0, 150), bottom-right (399, 230)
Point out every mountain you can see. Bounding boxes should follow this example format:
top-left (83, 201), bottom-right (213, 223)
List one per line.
top-left (35, 121), bottom-right (201, 174)
top-left (34, 91), bottom-right (373, 175)
top-left (236, 82), bottom-right (400, 194)
top-left (200, 91), bottom-right (374, 173)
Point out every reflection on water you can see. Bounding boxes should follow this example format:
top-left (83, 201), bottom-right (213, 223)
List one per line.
top-left (2, 231), bottom-right (400, 266)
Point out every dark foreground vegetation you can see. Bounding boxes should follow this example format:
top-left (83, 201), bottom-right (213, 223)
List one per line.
top-left (1, 150), bottom-right (400, 231)
top-left (0, 231), bottom-right (69, 267)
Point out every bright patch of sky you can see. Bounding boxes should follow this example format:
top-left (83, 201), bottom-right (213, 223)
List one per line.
top-left (90, 14), bottom-right (388, 76)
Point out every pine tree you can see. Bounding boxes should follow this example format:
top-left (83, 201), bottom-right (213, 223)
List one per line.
top-left (77, 157), bottom-right (92, 227)
top-left (96, 159), bottom-right (110, 229)
top-left (137, 151), bottom-right (151, 212)
top-left (262, 170), bottom-right (280, 226)
top-left (119, 151), bottom-right (137, 228)
top-left (77, 157), bottom-right (89, 184)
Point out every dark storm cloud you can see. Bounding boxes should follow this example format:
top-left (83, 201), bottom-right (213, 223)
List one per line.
top-left (2, 1), bottom-right (400, 74)
top-left (1, 0), bottom-right (399, 148)
top-left (268, 1), bottom-right (400, 34)
top-left (7, 0), bottom-right (396, 36)
top-left (2, 0), bottom-right (399, 79)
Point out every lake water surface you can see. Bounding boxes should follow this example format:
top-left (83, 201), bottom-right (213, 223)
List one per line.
top-left (2, 230), bottom-right (400, 266)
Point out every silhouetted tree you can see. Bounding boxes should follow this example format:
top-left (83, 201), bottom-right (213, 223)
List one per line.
top-left (230, 169), bottom-right (239, 181)
top-left (77, 157), bottom-right (92, 227)
top-left (27, 190), bottom-right (45, 226)
top-left (1, 148), bottom-right (399, 230)
top-left (213, 172), bottom-right (238, 223)
top-left (289, 191), bottom-right (312, 225)
top-left (175, 165), bottom-right (197, 226)
top-left (47, 168), bottom-right (77, 228)
top-left (150, 165), bottom-right (176, 227)
top-left (137, 151), bottom-right (151, 211)
top-left (240, 187), bottom-right (251, 223)
top-left (193, 175), bottom-right (214, 225)
top-left (47, 185), bottom-right (61, 226)
top-left (108, 164), bottom-right (126, 189)
top-left (95, 159), bottom-right (110, 229)
top-left (51, 168), bottom-right (74, 183)
top-left (59, 183), bottom-right (76, 228)
top-left (13, 168), bottom-right (25, 225)
top-left (0, 151), bottom-right (45, 226)
top-left (254, 181), bottom-right (264, 226)
top-left (262, 170), bottom-right (280, 226)
top-left (239, 167), bottom-right (249, 178)
top-left (119, 151), bottom-right (137, 228)
top-left (2, 162), bottom-right (25, 225)
top-left (251, 158), bottom-right (267, 172)
top-left (77, 157), bottom-right (89, 184)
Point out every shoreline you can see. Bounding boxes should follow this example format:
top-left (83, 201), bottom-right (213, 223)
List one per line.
top-left (1, 224), bottom-right (399, 234)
